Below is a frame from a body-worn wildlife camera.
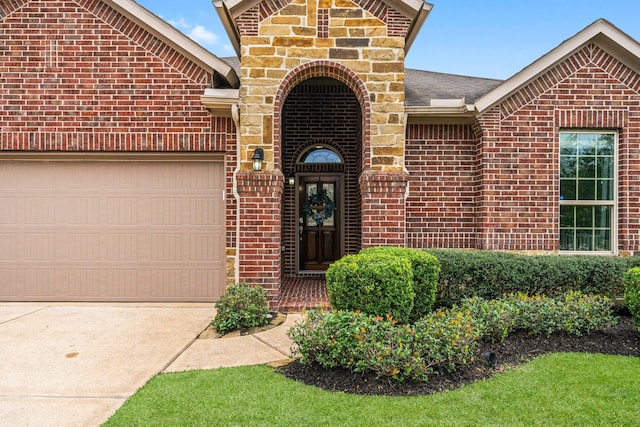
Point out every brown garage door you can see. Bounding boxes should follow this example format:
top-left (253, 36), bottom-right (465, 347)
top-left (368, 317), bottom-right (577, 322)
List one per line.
top-left (0, 155), bottom-right (226, 302)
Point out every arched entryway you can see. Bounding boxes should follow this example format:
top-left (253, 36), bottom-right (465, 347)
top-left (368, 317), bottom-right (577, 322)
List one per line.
top-left (279, 75), bottom-right (365, 278)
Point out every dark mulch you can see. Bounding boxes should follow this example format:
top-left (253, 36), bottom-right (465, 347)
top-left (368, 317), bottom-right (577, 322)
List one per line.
top-left (278, 315), bottom-right (640, 397)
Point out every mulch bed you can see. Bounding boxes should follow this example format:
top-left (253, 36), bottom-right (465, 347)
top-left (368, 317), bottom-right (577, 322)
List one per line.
top-left (278, 315), bottom-right (640, 397)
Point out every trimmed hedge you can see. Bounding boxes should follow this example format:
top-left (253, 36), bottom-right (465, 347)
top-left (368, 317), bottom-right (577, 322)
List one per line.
top-left (426, 249), bottom-right (640, 307)
top-left (326, 253), bottom-right (415, 324)
top-left (623, 267), bottom-right (640, 331)
top-left (360, 247), bottom-right (440, 321)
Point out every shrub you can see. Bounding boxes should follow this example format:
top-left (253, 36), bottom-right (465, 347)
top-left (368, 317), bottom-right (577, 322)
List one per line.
top-left (623, 267), bottom-right (640, 331)
top-left (427, 249), bottom-right (640, 307)
top-left (360, 247), bottom-right (441, 321)
top-left (211, 283), bottom-right (270, 336)
top-left (460, 291), bottom-right (617, 342)
top-left (288, 308), bottom-right (480, 382)
top-left (289, 292), bottom-right (616, 383)
top-left (326, 253), bottom-right (415, 324)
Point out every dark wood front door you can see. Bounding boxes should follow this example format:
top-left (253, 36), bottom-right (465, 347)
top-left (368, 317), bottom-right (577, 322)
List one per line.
top-left (299, 176), bottom-right (342, 271)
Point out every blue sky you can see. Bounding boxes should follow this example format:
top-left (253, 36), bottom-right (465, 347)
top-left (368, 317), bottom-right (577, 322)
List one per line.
top-left (136, 0), bottom-right (640, 80)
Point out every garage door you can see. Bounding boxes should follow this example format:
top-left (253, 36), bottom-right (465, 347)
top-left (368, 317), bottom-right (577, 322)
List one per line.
top-left (0, 156), bottom-right (226, 302)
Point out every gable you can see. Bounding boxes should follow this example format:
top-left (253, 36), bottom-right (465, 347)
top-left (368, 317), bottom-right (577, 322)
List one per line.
top-left (216, 0), bottom-right (431, 55)
top-left (498, 43), bottom-right (640, 119)
top-left (475, 19), bottom-right (640, 113)
top-left (0, 0), bottom-right (238, 87)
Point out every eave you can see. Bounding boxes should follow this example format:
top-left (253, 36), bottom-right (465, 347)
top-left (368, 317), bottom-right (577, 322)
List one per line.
top-left (405, 99), bottom-right (475, 123)
top-left (201, 88), bottom-right (240, 117)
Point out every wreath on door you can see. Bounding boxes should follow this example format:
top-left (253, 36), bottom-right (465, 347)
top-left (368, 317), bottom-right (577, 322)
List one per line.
top-left (303, 189), bottom-right (336, 226)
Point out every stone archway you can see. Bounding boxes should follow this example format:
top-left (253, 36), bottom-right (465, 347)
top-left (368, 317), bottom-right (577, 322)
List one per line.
top-left (279, 76), bottom-right (363, 276)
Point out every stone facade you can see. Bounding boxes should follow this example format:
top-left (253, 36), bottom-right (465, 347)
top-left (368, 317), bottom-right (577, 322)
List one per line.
top-left (230, 0), bottom-right (418, 298)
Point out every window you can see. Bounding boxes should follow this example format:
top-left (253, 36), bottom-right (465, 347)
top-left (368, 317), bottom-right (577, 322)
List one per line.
top-left (301, 147), bottom-right (342, 164)
top-left (559, 131), bottom-right (616, 252)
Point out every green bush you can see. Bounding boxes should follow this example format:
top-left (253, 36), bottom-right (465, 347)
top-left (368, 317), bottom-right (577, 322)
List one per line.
top-left (460, 292), bottom-right (617, 342)
top-left (326, 253), bottom-right (415, 324)
top-left (360, 247), bottom-right (441, 321)
top-left (288, 309), bottom-right (480, 382)
top-left (211, 283), bottom-right (270, 336)
top-left (623, 267), bottom-right (640, 331)
top-left (289, 292), bottom-right (617, 383)
top-left (427, 249), bottom-right (640, 307)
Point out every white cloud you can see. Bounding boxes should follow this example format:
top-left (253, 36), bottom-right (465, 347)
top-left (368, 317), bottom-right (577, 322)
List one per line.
top-left (167, 17), bottom-right (219, 48)
top-left (188, 25), bottom-right (219, 46)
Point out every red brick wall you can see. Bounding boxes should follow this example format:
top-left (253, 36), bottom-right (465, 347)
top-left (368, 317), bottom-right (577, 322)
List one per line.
top-left (405, 123), bottom-right (477, 248)
top-left (0, 0), bottom-right (219, 152)
top-left (236, 171), bottom-right (284, 302)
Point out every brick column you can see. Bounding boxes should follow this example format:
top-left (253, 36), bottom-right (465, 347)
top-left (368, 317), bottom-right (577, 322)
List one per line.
top-left (360, 170), bottom-right (409, 248)
top-left (236, 171), bottom-right (284, 304)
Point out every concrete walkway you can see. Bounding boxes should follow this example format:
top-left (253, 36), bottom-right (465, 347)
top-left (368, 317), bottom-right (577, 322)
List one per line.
top-left (164, 313), bottom-right (302, 372)
top-left (0, 303), bottom-right (300, 427)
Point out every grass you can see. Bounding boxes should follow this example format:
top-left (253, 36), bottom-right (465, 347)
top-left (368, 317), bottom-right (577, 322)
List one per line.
top-left (105, 353), bottom-right (640, 426)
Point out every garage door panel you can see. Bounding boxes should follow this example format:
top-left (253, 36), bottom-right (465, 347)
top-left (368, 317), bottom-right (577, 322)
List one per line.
top-left (0, 270), bottom-right (17, 297)
top-left (0, 159), bottom-right (225, 302)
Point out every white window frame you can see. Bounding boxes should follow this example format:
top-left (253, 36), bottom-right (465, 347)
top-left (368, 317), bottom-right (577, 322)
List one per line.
top-left (558, 130), bottom-right (618, 255)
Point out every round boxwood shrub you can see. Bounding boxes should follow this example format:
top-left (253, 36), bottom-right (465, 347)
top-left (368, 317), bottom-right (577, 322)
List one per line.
top-left (623, 267), bottom-right (640, 331)
top-left (326, 253), bottom-right (415, 324)
top-left (361, 247), bottom-right (440, 321)
top-left (211, 283), bottom-right (270, 336)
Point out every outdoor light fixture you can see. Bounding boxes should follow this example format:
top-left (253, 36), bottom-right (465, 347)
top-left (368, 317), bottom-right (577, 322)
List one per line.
top-left (252, 148), bottom-right (264, 171)
top-left (287, 175), bottom-right (295, 186)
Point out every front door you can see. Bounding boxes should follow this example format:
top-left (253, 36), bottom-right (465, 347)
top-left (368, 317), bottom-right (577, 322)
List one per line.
top-left (299, 175), bottom-right (342, 271)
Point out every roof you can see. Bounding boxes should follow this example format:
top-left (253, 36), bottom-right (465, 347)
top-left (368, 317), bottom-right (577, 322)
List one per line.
top-left (214, 0), bottom-right (433, 57)
top-left (220, 56), bottom-right (503, 113)
top-left (216, 19), bottom-right (640, 118)
top-left (105, 0), bottom-right (239, 87)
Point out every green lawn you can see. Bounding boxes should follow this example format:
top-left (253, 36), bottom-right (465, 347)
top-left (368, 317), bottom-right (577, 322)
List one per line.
top-left (105, 353), bottom-right (640, 426)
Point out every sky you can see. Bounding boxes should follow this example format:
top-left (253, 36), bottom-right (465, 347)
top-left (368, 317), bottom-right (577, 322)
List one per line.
top-left (136, 0), bottom-right (640, 80)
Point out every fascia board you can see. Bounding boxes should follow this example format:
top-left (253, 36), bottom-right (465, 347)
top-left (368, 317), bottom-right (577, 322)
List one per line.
top-left (474, 19), bottom-right (640, 113)
top-left (108, 0), bottom-right (239, 87)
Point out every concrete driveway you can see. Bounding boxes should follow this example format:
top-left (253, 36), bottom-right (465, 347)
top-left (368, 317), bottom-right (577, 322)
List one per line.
top-left (0, 303), bottom-right (215, 426)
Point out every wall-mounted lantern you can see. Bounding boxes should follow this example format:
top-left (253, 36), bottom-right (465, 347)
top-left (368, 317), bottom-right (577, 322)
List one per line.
top-left (252, 148), bottom-right (264, 171)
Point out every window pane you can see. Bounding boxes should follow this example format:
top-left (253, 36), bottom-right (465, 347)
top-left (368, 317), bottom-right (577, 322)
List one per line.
top-left (597, 134), bottom-right (614, 155)
top-left (578, 156), bottom-right (595, 178)
top-left (577, 179), bottom-right (595, 200)
top-left (575, 206), bottom-right (593, 228)
top-left (303, 148), bottom-right (342, 163)
top-left (560, 133), bottom-right (578, 155)
top-left (597, 156), bottom-right (614, 179)
top-left (560, 206), bottom-right (574, 227)
top-left (560, 156), bottom-right (576, 178)
top-left (560, 228), bottom-right (575, 251)
top-left (595, 206), bottom-right (611, 229)
top-left (595, 229), bottom-right (611, 251)
top-left (597, 179), bottom-right (614, 201)
top-left (560, 179), bottom-right (576, 200)
top-left (575, 230), bottom-right (593, 251)
top-left (577, 134), bottom-right (596, 156)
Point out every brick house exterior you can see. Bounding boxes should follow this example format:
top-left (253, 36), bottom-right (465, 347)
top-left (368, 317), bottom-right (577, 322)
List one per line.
top-left (2, 0), bottom-right (640, 304)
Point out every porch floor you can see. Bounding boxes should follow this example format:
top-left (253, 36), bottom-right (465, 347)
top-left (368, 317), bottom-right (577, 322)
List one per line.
top-left (277, 276), bottom-right (331, 313)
